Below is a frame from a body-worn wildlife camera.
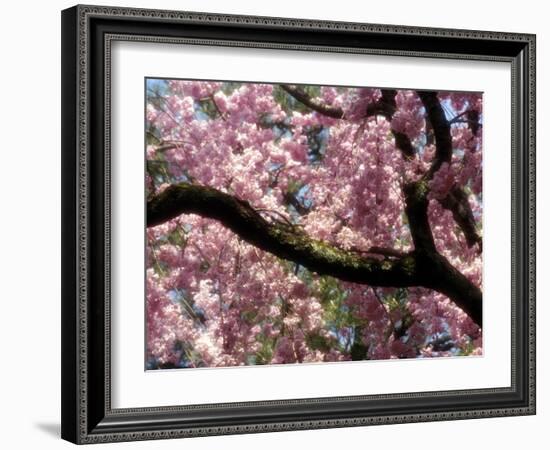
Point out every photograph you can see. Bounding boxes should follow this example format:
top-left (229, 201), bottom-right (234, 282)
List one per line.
top-left (145, 79), bottom-right (483, 369)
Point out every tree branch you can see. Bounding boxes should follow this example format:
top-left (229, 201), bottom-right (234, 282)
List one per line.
top-left (401, 179), bottom-right (482, 326)
top-left (147, 183), bottom-right (418, 287)
top-left (403, 181), bottom-right (437, 253)
top-left (362, 246), bottom-right (406, 258)
top-left (441, 187), bottom-right (482, 251)
top-left (377, 90), bottom-right (415, 158)
top-left (280, 85), bottom-right (344, 119)
top-left (147, 183), bottom-right (482, 327)
top-left (417, 91), bottom-right (453, 178)
top-left (282, 191), bottom-right (310, 215)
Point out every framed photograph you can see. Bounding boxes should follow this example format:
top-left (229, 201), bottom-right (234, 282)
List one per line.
top-left (61, 4), bottom-right (536, 444)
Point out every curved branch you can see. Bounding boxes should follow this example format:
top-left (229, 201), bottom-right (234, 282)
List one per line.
top-left (280, 85), bottom-right (344, 119)
top-left (417, 90), bottom-right (452, 177)
top-left (147, 183), bottom-right (482, 327)
top-left (403, 181), bottom-right (436, 253)
top-left (148, 184), bottom-right (418, 287)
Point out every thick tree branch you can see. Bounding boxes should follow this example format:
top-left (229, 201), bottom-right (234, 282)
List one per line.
top-left (148, 184), bottom-right (418, 287)
top-left (363, 246), bottom-right (406, 259)
top-left (418, 251), bottom-right (482, 327)
top-left (402, 180), bottom-right (482, 326)
top-left (403, 181), bottom-right (436, 253)
top-left (147, 183), bottom-right (482, 327)
top-left (417, 91), bottom-right (453, 178)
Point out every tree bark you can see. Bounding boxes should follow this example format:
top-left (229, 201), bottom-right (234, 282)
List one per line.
top-left (147, 183), bottom-right (482, 327)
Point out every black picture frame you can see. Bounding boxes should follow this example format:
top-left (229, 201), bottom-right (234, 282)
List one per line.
top-left (61, 4), bottom-right (536, 444)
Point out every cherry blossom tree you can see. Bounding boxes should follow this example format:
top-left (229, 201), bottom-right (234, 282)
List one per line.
top-left (145, 79), bottom-right (482, 369)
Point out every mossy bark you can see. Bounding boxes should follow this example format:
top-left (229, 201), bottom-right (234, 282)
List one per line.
top-left (147, 183), bottom-right (482, 327)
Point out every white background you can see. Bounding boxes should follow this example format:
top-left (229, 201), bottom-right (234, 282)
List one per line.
top-left (113, 42), bottom-right (511, 408)
top-left (0, 0), bottom-right (546, 448)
